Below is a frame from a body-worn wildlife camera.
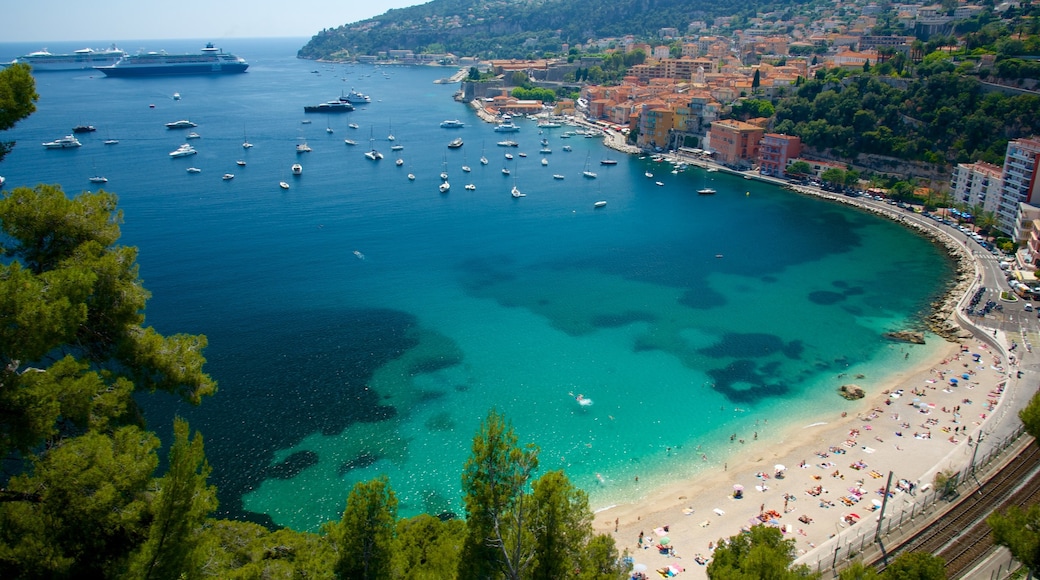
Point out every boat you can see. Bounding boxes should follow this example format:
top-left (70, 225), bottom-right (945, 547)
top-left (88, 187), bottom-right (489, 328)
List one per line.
top-left (279, 181), bottom-right (290, 190)
top-left (395, 158), bottom-right (404, 166)
top-left (391, 144), bottom-right (404, 151)
top-left (656, 181), bottom-right (664, 186)
top-left (644, 171), bottom-right (653, 178)
top-left (94, 43), bottom-right (248, 77)
top-left (186, 132), bottom-right (201, 139)
top-left (344, 139), bottom-right (357, 146)
top-left (165, 120), bottom-right (197, 129)
top-left (387, 120), bottom-right (395, 142)
top-left (326, 126), bottom-right (334, 134)
top-left (439, 181), bottom-right (450, 193)
top-left (342, 89), bottom-right (371, 104)
top-left (187, 167), bottom-right (201, 173)
top-left (594, 201), bottom-right (607, 208)
top-left (480, 141), bottom-right (489, 165)
top-left (448, 137), bottom-right (463, 149)
top-left (440, 119), bottom-right (465, 128)
top-left (706, 168), bottom-right (718, 173)
top-left (496, 140), bottom-right (518, 147)
top-left (169, 143), bottom-right (197, 157)
top-left (494, 122), bottom-right (520, 133)
top-left (582, 155), bottom-right (597, 179)
top-left (552, 174), bottom-right (565, 180)
top-left (89, 175), bottom-right (108, 184)
top-left (236, 160), bottom-right (246, 166)
top-left (501, 168), bottom-right (510, 175)
top-left (301, 119), bottom-right (312, 124)
top-left (291, 163), bottom-right (302, 176)
top-left (540, 147), bottom-right (552, 154)
top-left (104, 139), bottom-right (119, 145)
top-left (296, 142), bottom-right (311, 153)
top-left (242, 139), bottom-right (253, 149)
top-left (9, 45), bottom-right (125, 71)
top-left (601, 159), bottom-right (618, 166)
top-left (72, 125), bottom-right (96, 133)
top-left (42, 135), bottom-right (82, 149)
top-left (462, 164), bottom-right (471, 173)
top-left (504, 153), bottom-right (513, 160)
top-left (698, 188), bottom-right (717, 195)
top-left (511, 169), bottom-right (525, 198)
top-left (407, 173), bottom-right (415, 180)
top-left (537, 121), bottom-right (562, 129)
top-left (562, 145), bottom-right (572, 152)
top-left (365, 148), bottom-right (383, 160)
top-left (518, 152), bottom-right (527, 158)
top-left (541, 158), bottom-right (548, 166)
top-left (222, 173), bottom-right (235, 180)
top-left (172, 92), bottom-right (181, 100)
top-left (303, 101), bottom-right (353, 113)
top-left (348, 123), bottom-right (359, 129)
top-left (465, 183), bottom-right (476, 190)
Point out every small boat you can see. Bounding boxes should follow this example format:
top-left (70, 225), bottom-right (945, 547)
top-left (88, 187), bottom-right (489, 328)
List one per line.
top-left (396, 158), bottom-right (404, 166)
top-left (186, 132), bottom-right (200, 139)
top-left (291, 163), bottom-right (302, 176)
top-left (222, 173), bottom-right (235, 180)
top-left (391, 144), bottom-right (404, 151)
top-left (296, 142), bottom-right (311, 153)
top-left (172, 92), bottom-right (181, 100)
top-left (583, 170), bottom-right (597, 179)
top-left (505, 153), bottom-right (513, 160)
top-left (279, 181), bottom-right (289, 190)
top-left (656, 181), bottom-right (664, 186)
top-left (236, 160), bottom-right (246, 166)
top-left (407, 173), bottom-right (415, 180)
top-left (502, 168), bottom-right (510, 175)
top-left (344, 139), bottom-right (357, 146)
top-left (540, 148), bottom-right (552, 154)
top-left (511, 185), bottom-right (525, 198)
top-left (165, 120), bottom-right (197, 129)
top-left (89, 175), bottom-right (108, 184)
top-left (645, 171), bottom-right (653, 178)
top-left (169, 143), bottom-right (197, 157)
top-left (187, 167), bottom-right (201, 173)
top-left (348, 123), bottom-right (359, 129)
top-left (706, 168), bottom-right (718, 173)
top-left (448, 137), bottom-right (463, 149)
top-left (326, 126), bottom-right (334, 134)
top-left (439, 181), bottom-right (450, 193)
top-left (104, 139), bottom-right (119, 145)
top-left (552, 174), bottom-right (565, 180)
top-left (518, 152), bottom-right (527, 157)
top-left (242, 140), bottom-right (253, 149)
top-left (465, 183), bottom-right (476, 190)
top-left (594, 201), bottom-right (607, 208)
top-left (562, 145), bottom-right (572, 151)
top-left (496, 140), bottom-right (518, 147)
top-left (301, 119), bottom-right (312, 124)
top-left (698, 188), bottom-right (717, 195)
top-left (541, 158), bottom-right (548, 166)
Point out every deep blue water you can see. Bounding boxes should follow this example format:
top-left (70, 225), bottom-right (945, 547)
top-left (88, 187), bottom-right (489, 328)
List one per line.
top-left (0, 38), bottom-right (955, 531)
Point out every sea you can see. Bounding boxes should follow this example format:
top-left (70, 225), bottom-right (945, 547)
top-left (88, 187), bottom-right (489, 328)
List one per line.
top-left (0, 38), bottom-right (955, 532)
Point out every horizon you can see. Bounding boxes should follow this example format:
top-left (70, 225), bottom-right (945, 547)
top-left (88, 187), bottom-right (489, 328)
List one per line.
top-left (4, 0), bottom-right (425, 43)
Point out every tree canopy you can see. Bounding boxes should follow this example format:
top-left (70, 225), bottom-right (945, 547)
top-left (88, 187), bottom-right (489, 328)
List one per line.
top-left (0, 63), bottom-right (38, 163)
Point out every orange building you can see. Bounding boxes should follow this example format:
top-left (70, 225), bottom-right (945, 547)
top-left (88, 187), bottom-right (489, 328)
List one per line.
top-left (708, 119), bottom-right (764, 169)
top-left (758, 134), bottom-right (802, 177)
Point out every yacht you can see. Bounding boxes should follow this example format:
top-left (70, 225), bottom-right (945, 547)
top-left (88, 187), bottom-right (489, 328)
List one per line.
top-left (600, 159), bottom-right (618, 166)
top-left (553, 174), bottom-right (565, 180)
top-left (42, 135), bottom-right (82, 149)
top-left (344, 139), bottom-right (357, 146)
top-left (365, 148), bottom-right (383, 161)
top-left (448, 137), bottom-right (463, 149)
top-left (279, 181), bottom-right (290, 190)
top-left (222, 173), bottom-right (235, 180)
top-left (89, 175), bottom-right (108, 184)
top-left (236, 160), bottom-right (246, 166)
top-left (104, 139), bottom-right (119, 145)
top-left (168, 143), bottom-right (198, 157)
top-left (440, 119), bottom-right (465, 128)
top-left (594, 201), bottom-right (607, 208)
top-left (511, 185), bottom-right (525, 198)
top-left (391, 144), bottom-right (404, 151)
top-left (342, 89), bottom-right (371, 104)
top-left (186, 132), bottom-right (201, 139)
top-left (562, 145), bottom-right (572, 152)
top-left (697, 188), bottom-right (717, 195)
top-left (494, 122), bottom-right (520, 133)
top-left (348, 123), bottom-right (359, 129)
top-left (165, 119), bottom-right (197, 129)
top-left (296, 141), bottom-right (312, 153)
top-left (496, 140), bottom-right (518, 147)
top-left (186, 167), bottom-right (201, 173)
top-left (291, 163), bottom-right (303, 176)
top-left (541, 158), bottom-right (548, 166)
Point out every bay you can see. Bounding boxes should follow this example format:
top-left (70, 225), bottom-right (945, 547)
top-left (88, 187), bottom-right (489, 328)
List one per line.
top-left (0, 38), bottom-right (954, 531)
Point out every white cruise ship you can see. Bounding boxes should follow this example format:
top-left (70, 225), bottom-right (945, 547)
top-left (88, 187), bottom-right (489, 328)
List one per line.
top-left (11, 45), bottom-right (126, 71)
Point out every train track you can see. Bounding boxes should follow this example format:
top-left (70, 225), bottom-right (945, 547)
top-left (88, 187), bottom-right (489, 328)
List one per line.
top-left (870, 441), bottom-right (1040, 577)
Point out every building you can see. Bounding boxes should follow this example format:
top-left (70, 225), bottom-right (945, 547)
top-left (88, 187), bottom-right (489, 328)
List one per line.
top-left (707, 119), bottom-right (764, 169)
top-left (950, 160), bottom-right (1003, 216)
top-left (997, 137), bottom-right (1040, 235)
top-left (758, 134), bottom-right (802, 177)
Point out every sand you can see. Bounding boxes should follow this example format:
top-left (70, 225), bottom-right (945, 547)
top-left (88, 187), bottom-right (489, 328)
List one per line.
top-left (594, 336), bottom-right (1011, 579)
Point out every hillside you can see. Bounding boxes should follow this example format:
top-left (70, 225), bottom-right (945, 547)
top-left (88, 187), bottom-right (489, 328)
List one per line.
top-left (298, 0), bottom-right (801, 60)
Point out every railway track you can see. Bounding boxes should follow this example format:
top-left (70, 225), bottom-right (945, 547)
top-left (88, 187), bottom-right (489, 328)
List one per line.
top-left (870, 441), bottom-right (1040, 577)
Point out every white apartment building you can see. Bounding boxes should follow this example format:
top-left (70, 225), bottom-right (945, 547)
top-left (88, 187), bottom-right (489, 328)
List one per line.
top-left (950, 160), bottom-right (1003, 215)
top-left (997, 137), bottom-right (1040, 236)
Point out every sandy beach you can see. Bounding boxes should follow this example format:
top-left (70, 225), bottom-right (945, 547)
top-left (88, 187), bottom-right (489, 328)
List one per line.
top-left (594, 334), bottom-right (1012, 578)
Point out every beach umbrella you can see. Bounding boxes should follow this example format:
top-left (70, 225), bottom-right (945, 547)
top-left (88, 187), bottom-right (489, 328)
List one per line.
top-left (950, 377), bottom-right (959, 383)
top-left (633, 563), bottom-right (648, 573)
top-left (660, 537), bottom-right (671, 545)
top-left (872, 499), bottom-right (882, 507)
top-left (962, 373), bottom-right (970, 379)
top-left (774, 464), bottom-right (786, 472)
top-left (733, 484), bottom-right (744, 491)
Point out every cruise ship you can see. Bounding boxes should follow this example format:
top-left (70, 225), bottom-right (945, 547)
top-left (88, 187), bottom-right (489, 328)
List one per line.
top-left (94, 43), bottom-right (248, 77)
top-left (10, 45), bottom-right (125, 71)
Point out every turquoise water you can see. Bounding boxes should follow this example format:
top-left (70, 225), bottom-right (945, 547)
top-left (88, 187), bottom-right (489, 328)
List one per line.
top-left (0, 38), bottom-right (954, 531)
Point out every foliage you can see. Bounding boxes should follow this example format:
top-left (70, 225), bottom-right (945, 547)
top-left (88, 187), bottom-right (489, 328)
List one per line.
top-left (392, 514), bottom-right (466, 579)
top-left (988, 504), bottom-right (1040, 576)
top-left (0, 63), bottom-right (37, 162)
top-left (729, 98), bottom-right (775, 121)
top-left (328, 477), bottom-right (398, 580)
top-left (1018, 389), bottom-right (1040, 439)
top-left (458, 409), bottom-right (540, 579)
top-left (512, 86), bottom-right (557, 103)
top-left (838, 561), bottom-right (881, 579)
top-left (880, 551), bottom-right (947, 579)
top-left (706, 525), bottom-right (819, 578)
top-left (786, 160), bottom-right (812, 178)
top-left (530, 470), bottom-right (591, 579)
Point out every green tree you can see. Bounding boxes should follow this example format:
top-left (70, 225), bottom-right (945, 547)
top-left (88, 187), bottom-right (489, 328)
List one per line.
top-left (0, 63), bottom-right (38, 162)
top-left (706, 525), bottom-right (818, 578)
top-left (881, 551), bottom-right (946, 579)
top-left (392, 514), bottom-right (466, 579)
top-left (468, 67), bottom-right (481, 81)
top-left (989, 504), bottom-right (1040, 577)
top-left (578, 534), bottom-right (627, 580)
top-left (329, 477), bottom-right (398, 580)
top-left (839, 561), bottom-right (882, 579)
top-left (530, 470), bottom-right (592, 580)
top-left (1018, 389), bottom-right (1040, 438)
top-left (458, 410), bottom-right (540, 580)
top-left (821, 167), bottom-right (847, 188)
top-left (752, 69), bottom-right (761, 90)
top-left (124, 417), bottom-right (217, 580)
top-left (786, 160), bottom-right (813, 179)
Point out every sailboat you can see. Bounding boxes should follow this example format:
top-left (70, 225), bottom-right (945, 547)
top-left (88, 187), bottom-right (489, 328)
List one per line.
top-left (242, 128), bottom-right (253, 149)
top-left (439, 155), bottom-right (450, 193)
top-left (365, 128), bottom-right (383, 160)
top-left (510, 165), bottom-right (525, 198)
top-left (387, 119), bottom-right (395, 142)
top-left (480, 141), bottom-right (489, 165)
top-left (582, 154), bottom-right (597, 179)
top-left (462, 151), bottom-right (471, 173)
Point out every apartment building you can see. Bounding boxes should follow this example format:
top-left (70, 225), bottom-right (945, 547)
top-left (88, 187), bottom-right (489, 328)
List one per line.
top-left (950, 160), bottom-right (1003, 216)
top-left (758, 134), bottom-right (802, 177)
top-left (707, 119), bottom-right (764, 169)
top-left (997, 137), bottom-right (1040, 236)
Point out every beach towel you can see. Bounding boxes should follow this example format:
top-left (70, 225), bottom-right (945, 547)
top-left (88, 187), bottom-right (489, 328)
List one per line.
top-left (713, 508), bottom-right (725, 516)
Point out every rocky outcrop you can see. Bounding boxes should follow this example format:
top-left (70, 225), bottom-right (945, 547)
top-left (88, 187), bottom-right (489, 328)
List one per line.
top-left (839, 384), bottom-right (865, 400)
top-left (884, 330), bottom-right (926, 344)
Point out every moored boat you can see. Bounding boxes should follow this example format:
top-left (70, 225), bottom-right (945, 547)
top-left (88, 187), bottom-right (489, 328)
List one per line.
top-left (165, 119), bottom-right (197, 129)
top-left (42, 135), bottom-right (82, 149)
top-left (440, 119), bottom-right (464, 128)
top-left (169, 143), bottom-right (197, 157)
top-left (698, 188), bottom-right (717, 195)
top-left (291, 163), bottom-right (303, 176)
